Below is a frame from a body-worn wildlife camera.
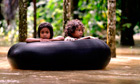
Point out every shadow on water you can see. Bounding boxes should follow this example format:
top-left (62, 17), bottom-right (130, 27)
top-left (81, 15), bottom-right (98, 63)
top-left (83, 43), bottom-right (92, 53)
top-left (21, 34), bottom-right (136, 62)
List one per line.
top-left (0, 35), bottom-right (140, 84)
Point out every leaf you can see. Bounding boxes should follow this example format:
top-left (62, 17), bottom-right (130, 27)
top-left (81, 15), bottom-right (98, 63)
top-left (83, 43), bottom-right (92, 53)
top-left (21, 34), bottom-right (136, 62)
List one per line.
top-left (122, 23), bottom-right (132, 28)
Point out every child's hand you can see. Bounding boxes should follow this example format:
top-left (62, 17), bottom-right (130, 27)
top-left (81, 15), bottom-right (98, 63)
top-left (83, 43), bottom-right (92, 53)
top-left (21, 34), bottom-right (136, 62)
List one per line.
top-left (79, 36), bottom-right (98, 40)
top-left (64, 37), bottom-right (77, 41)
top-left (79, 36), bottom-right (90, 40)
top-left (40, 38), bottom-right (51, 42)
top-left (89, 36), bottom-right (98, 39)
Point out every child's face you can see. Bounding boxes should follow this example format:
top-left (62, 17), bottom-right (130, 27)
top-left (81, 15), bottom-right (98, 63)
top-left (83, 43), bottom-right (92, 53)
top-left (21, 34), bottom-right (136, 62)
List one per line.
top-left (40, 27), bottom-right (51, 39)
top-left (71, 26), bottom-right (83, 38)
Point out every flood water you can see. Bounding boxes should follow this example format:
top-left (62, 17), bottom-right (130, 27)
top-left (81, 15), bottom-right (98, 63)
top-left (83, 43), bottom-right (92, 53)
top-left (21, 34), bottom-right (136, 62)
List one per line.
top-left (0, 36), bottom-right (140, 84)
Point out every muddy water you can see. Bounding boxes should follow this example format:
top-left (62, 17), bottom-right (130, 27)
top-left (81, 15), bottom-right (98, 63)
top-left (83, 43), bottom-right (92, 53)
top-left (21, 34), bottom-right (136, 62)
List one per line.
top-left (0, 36), bottom-right (140, 84)
top-left (0, 47), bottom-right (140, 84)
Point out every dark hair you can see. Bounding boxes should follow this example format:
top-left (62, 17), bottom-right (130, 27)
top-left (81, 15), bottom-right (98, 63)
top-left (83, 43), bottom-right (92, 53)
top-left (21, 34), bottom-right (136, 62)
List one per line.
top-left (64, 19), bottom-right (84, 37)
top-left (38, 22), bottom-right (53, 39)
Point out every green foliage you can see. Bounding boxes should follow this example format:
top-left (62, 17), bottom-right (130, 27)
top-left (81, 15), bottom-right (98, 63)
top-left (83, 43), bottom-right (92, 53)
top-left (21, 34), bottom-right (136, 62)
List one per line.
top-left (2, 0), bottom-right (139, 45)
top-left (1, 0), bottom-right (109, 45)
top-left (134, 22), bottom-right (140, 34)
top-left (76, 0), bottom-right (107, 38)
top-left (122, 23), bottom-right (132, 28)
top-left (28, 0), bottom-right (110, 38)
top-left (0, 20), bottom-right (18, 46)
top-left (36, 0), bottom-right (63, 37)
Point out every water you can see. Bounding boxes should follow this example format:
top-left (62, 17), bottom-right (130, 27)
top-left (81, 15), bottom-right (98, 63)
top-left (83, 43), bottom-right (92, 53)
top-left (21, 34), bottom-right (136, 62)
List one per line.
top-left (0, 35), bottom-right (140, 84)
top-left (0, 47), bottom-right (140, 84)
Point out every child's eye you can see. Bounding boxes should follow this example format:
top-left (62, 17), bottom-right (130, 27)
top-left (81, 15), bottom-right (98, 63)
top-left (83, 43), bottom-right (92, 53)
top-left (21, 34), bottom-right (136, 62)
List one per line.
top-left (46, 31), bottom-right (48, 34)
top-left (77, 29), bottom-right (80, 31)
top-left (41, 31), bottom-right (44, 34)
top-left (79, 29), bottom-right (83, 32)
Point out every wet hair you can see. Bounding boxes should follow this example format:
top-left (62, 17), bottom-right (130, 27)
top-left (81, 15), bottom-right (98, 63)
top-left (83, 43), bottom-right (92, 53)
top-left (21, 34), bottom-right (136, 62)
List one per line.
top-left (64, 19), bottom-right (85, 37)
top-left (38, 22), bottom-right (53, 39)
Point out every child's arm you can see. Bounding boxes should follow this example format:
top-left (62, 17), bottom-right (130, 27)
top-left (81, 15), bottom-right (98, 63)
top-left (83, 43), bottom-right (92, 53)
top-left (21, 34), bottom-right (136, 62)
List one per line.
top-left (64, 36), bottom-right (77, 41)
top-left (26, 38), bottom-right (40, 43)
top-left (79, 36), bottom-right (90, 40)
top-left (26, 38), bottom-right (51, 42)
top-left (51, 36), bottom-right (64, 41)
top-left (79, 36), bottom-right (97, 40)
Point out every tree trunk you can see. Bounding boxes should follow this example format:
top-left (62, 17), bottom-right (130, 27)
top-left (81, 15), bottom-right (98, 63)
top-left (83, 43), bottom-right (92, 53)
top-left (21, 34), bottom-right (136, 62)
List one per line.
top-left (71, 0), bottom-right (79, 19)
top-left (19, 0), bottom-right (27, 42)
top-left (0, 1), bottom-right (3, 20)
top-left (63, 0), bottom-right (71, 29)
top-left (33, 0), bottom-right (36, 38)
top-left (120, 0), bottom-right (140, 46)
top-left (107, 0), bottom-right (116, 57)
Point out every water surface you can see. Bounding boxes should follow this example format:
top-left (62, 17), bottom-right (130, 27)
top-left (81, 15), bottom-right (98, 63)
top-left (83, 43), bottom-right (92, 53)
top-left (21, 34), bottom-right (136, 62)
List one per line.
top-left (1, 35), bottom-right (140, 84)
top-left (0, 46), bottom-right (140, 84)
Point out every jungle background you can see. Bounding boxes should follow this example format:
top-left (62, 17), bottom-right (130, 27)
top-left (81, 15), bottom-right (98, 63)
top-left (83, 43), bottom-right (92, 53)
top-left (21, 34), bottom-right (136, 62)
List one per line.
top-left (0, 0), bottom-right (140, 46)
top-left (1, 1), bottom-right (140, 83)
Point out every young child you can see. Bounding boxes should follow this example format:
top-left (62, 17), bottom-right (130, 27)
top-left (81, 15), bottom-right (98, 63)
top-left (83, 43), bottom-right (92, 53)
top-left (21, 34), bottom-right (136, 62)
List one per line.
top-left (64, 19), bottom-right (96, 41)
top-left (26, 22), bottom-right (64, 42)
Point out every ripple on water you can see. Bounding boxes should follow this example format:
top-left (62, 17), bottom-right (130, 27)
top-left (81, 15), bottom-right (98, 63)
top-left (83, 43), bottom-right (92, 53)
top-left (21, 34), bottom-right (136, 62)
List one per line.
top-left (0, 80), bottom-right (19, 83)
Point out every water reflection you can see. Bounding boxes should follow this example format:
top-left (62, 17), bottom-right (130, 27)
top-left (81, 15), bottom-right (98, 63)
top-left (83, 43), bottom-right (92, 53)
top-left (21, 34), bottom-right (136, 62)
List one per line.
top-left (0, 46), bottom-right (140, 84)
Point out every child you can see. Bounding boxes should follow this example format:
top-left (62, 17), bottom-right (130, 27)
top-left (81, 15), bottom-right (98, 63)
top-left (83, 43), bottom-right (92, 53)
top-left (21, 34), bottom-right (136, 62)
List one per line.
top-left (26, 22), bottom-right (64, 42)
top-left (64, 19), bottom-right (96, 41)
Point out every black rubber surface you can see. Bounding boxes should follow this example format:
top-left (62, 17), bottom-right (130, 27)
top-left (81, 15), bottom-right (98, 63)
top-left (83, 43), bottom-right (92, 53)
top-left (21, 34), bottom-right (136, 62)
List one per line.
top-left (7, 39), bottom-right (111, 70)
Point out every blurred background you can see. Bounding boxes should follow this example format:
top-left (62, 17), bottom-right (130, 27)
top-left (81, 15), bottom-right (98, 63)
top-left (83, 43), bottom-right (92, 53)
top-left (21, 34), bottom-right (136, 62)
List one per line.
top-left (0, 0), bottom-right (140, 46)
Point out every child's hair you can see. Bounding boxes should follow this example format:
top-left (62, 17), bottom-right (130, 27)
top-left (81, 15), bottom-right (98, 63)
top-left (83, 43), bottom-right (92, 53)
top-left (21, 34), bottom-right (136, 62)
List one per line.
top-left (38, 22), bottom-right (53, 39)
top-left (64, 19), bottom-right (85, 37)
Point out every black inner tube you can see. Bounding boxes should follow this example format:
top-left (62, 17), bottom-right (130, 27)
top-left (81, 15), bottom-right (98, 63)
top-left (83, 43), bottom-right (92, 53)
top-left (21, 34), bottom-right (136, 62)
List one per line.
top-left (8, 39), bottom-right (111, 70)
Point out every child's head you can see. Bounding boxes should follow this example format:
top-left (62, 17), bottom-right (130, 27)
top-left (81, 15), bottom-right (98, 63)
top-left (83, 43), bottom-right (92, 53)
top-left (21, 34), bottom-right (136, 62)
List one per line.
top-left (38, 22), bottom-right (53, 39)
top-left (65, 19), bottom-right (85, 38)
